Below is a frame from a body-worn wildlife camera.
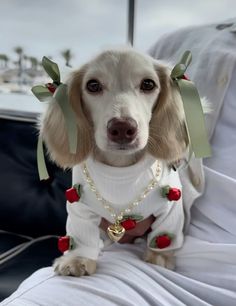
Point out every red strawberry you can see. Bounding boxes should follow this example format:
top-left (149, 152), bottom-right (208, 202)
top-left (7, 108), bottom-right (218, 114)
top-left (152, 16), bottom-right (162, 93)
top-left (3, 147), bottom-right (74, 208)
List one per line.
top-left (121, 219), bottom-right (136, 230)
top-left (65, 185), bottom-right (81, 203)
top-left (182, 74), bottom-right (189, 81)
top-left (58, 236), bottom-right (70, 253)
top-left (46, 83), bottom-right (56, 93)
top-left (156, 234), bottom-right (172, 249)
top-left (167, 188), bottom-right (181, 201)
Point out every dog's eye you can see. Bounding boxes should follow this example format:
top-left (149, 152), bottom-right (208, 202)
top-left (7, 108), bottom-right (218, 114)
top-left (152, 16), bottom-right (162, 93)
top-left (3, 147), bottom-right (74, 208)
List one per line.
top-left (140, 79), bottom-right (156, 92)
top-left (86, 79), bottom-right (103, 93)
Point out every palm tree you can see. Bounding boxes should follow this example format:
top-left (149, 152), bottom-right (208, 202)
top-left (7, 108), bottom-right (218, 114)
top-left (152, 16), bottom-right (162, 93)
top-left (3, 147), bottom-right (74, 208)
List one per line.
top-left (23, 55), bottom-right (29, 69)
top-left (0, 54), bottom-right (9, 68)
top-left (0, 54), bottom-right (4, 68)
top-left (14, 46), bottom-right (24, 84)
top-left (29, 57), bottom-right (38, 70)
top-left (61, 49), bottom-right (73, 67)
top-left (14, 46), bottom-right (23, 69)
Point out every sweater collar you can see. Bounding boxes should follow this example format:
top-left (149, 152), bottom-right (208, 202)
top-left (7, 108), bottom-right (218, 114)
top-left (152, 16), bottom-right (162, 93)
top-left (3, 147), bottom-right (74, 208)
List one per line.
top-left (85, 154), bottom-right (159, 181)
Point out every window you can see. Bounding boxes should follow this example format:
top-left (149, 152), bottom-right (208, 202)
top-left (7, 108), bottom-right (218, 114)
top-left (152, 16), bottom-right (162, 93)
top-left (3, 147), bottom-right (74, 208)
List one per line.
top-left (0, 0), bottom-right (127, 117)
top-left (136, 0), bottom-right (236, 52)
top-left (0, 0), bottom-right (235, 117)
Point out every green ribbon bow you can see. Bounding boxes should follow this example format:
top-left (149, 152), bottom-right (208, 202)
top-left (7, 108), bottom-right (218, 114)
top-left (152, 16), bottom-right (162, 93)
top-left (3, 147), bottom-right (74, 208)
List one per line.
top-left (32, 57), bottom-right (77, 180)
top-left (32, 52), bottom-right (210, 180)
top-left (171, 51), bottom-right (211, 159)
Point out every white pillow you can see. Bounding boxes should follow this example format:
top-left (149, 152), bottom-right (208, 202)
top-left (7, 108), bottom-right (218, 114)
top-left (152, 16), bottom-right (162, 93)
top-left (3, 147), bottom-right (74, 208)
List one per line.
top-left (148, 19), bottom-right (236, 240)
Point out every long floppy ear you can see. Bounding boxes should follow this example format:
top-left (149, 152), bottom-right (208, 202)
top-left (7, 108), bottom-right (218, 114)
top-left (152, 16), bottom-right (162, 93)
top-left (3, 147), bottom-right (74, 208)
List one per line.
top-left (40, 65), bottom-right (93, 168)
top-left (148, 62), bottom-right (188, 162)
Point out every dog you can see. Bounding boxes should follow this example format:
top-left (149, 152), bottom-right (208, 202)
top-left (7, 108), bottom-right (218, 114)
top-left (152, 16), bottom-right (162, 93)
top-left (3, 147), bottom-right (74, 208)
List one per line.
top-left (40, 48), bottom-right (190, 276)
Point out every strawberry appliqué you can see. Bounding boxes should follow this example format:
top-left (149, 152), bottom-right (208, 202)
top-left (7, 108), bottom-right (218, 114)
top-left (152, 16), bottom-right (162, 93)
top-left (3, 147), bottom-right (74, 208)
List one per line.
top-left (162, 185), bottom-right (181, 201)
top-left (65, 184), bottom-right (81, 203)
top-left (120, 214), bottom-right (143, 230)
top-left (121, 219), bottom-right (137, 230)
top-left (45, 82), bottom-right (57, 93)
top-left (182, 74), bottom-right (190, 81)
top-left (58, 235), bottom-right (74, 253)
top-left (149, 233), bottom-right (175, 249)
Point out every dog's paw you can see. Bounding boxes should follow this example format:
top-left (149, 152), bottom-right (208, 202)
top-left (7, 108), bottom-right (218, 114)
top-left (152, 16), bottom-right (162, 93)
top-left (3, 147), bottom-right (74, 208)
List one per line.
top-left (53, 255), bottom-right (97, 277)
top-left (144, 249), bottom-right (175, 270)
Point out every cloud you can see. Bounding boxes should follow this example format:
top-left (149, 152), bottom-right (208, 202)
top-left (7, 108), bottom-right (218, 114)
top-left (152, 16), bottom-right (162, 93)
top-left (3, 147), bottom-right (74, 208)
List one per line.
top-left (0, 0), bottom-right (127, 66)
top-left (0, 0), bottom-right (235, 68)
top-left (135, 0), bottom-right (236, 51)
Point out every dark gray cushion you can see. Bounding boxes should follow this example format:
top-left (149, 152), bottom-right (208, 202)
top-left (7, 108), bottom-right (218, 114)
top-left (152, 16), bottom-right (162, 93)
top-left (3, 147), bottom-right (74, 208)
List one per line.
top-left (0, 118), bottom-right (71, 300)
top-left (0, 118), bottom-right (71, 237)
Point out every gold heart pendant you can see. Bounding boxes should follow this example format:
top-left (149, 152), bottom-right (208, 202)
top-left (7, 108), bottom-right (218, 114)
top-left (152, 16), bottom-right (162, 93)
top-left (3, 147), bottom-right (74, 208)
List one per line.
top-left (107, 223), bottom-right (125, 242)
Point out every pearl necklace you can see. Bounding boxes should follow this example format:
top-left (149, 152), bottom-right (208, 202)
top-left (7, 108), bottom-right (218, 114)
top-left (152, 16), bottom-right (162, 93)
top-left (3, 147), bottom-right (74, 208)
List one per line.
top-left (82, 160), bottom-right (162, 242)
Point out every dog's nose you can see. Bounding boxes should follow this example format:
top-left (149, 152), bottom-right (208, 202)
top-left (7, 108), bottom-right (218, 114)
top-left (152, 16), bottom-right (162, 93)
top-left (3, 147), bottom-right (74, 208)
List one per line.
top-left (107, 117), bottom-right (138, 144)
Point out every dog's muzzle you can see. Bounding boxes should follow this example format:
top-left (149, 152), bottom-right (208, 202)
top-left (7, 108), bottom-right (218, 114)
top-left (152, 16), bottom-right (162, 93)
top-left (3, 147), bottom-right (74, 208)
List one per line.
top-left (107, 117), bottom-right (138, 145)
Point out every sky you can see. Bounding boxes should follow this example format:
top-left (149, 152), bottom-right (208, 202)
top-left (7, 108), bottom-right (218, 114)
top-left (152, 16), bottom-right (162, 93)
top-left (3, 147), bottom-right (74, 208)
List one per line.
top-left (0, 0), bottom-right (236, 68)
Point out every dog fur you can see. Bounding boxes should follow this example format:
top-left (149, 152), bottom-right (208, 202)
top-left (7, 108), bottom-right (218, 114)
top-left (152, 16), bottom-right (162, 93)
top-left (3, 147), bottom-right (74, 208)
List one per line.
top-left (41, 48), bottom-right (189, 276)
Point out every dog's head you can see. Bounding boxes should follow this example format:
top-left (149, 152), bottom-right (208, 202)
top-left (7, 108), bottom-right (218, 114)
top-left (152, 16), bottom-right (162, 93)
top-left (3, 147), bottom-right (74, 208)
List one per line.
top-left (41, 49), bottom-right (188, 167)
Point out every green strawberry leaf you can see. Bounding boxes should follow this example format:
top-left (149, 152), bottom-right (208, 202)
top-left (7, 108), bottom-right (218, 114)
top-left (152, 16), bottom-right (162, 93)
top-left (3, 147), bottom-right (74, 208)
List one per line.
top-left (73, 184), bottom-right (82, 197)
top-left (31, 85), bottom-right (52, 102)
top-left (161, 185), bottom-right (170, 197)
top-left (171, 63), bottom-right (186, 79)
top-left (69, 236), bottom-right (74, 250)
top-left (122, 214), bottom-right (143, 221)
top-left (149, 236), bottom-right (157, 248)
top-left (42, 56), bottom-right (60, 84)
top-left (158, 232), bottom-right (175, 240)
top-left (181, 51), bottom-right (192, 69)
top-left (171, 51), bottom-right (192, 79)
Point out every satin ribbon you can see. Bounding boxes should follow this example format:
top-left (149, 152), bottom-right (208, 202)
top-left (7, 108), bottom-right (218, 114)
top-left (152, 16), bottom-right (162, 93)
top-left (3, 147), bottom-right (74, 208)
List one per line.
top-left (32, 52), bottom-right (211, 180)
top-left (36, 136), bottom-right (49, 180)
top-left (171, 51), bottom-right (211, 159)
top-left (32, 57), bottom-right (77, 180)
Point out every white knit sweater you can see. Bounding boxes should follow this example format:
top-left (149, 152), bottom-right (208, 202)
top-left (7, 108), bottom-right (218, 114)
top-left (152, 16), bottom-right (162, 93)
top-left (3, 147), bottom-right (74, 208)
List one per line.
top-left (66, 154), bottom-right (184, 260)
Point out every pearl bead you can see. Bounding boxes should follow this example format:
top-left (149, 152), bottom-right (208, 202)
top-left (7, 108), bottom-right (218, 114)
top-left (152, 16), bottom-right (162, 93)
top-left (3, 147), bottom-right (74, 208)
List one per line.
top-left (82, 160), bottom-right (162, 221)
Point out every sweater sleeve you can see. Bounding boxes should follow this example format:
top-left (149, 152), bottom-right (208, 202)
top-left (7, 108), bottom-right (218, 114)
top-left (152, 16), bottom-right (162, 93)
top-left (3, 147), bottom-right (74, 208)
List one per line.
top-left (66, 201), bottom-right (103, 260)
top-left (147, 200), bottom-right (184, 252)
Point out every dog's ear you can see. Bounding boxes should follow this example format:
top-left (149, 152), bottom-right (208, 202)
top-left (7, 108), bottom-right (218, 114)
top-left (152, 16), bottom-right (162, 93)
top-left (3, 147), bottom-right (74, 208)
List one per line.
top-left (40, 66), bottom-right (93, 168)
top-left (148, 62), bottom-right (188, 162)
